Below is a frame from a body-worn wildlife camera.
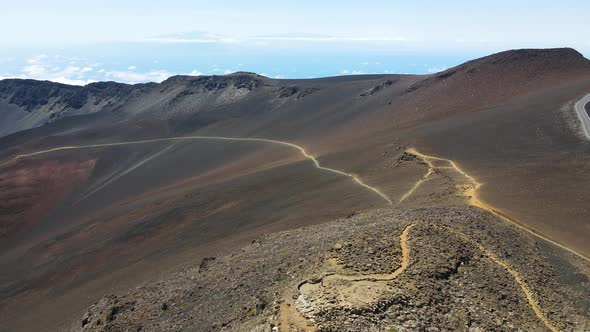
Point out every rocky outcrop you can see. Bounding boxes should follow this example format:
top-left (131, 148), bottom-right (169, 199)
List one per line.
top-left (77, 207), bottom-right (590, 332)
top-left (276, 86), bottom-right (319, 99)
top-left (162, 73), bottom-right (263, 92)
top-left (360, 79), bottom-right (396, 97)
top-left (0, 79), bottom-right (143, 112)
top-left (0, 79), bottom-right (153, 136)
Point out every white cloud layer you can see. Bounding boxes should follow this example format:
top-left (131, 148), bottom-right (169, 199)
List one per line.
top-left (339, 69), bottom-right (366, 75)
top-left (141, 31), bottom-right (240, 44)
top-left (16, 54), bottom-right (98, 85)
top-left (140, 32), bottom-right (408, 45)
top-left (2, 54), bottom-right (193, 85)
top-left (104, 70), bottom-right (173, 84)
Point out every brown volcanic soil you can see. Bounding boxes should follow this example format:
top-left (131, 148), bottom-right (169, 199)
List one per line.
top-left (1, 48), bottom-right (590, 331)
top-left (398, 82), bottom-right (590, 257)
top-left (311, 48), bottom-right (590, 257)
top-left (73, 149), bottom-right (590, 331)
top-left (0, 158), bottom-right (96, 238)
top-left (395, 48), bottom-right (590, 124)
top-left (0, 139), bottom-right (395, 331)
top-left (75, 207), bottom-right (590, 332)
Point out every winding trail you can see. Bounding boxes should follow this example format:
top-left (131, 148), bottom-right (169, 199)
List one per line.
top-left (403, 148), bottom-right (590, 263)
top-left (74, 143), bottom-right (178, 203)
top-left (330, 223), bottom-right (414, 282)
top-left (0, 135), bottom-right (393, 205)
top-left (297, 223), bottom-right (559, 332)
top-left (397, 157), bottom-right (434, 204)
top-left (443, 225), bottom-right (559, 332)
top-left (285, 224), bottom-right (415, 331)
top-left (3, 134), bottom-right (580, 331)
top-left (310, 224), bottom-right (415, 285)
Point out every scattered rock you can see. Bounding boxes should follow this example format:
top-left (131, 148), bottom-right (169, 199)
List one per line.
top-left (399, 152), bottom-right (418, 162)
top-left (77, 207), bottom-right (588, 331)
top-left (277, 86), bottom-right (320, 99)
top-left (360, 80), bottom-right (396, 97)
top-left (198, 257), bottom-right (216, 272)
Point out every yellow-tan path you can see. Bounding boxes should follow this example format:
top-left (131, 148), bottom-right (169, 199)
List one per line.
top-left (443, 225), bottom-right (560, 332)
top-left (295, 223), bottom-right (560, 332)
top-left (402, 148), bottom-right (589, 263)
top-left (0, 135), bottom-right (393, 205)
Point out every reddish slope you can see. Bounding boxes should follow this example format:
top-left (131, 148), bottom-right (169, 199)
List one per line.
top-left (0, 158), bottom-right (95, 239)
top-left (392, 48), bottom-right (590, 125)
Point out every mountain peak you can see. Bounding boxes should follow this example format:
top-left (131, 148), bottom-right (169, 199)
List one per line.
top-left (467, 47), bottom-right (588, 67)
top-left (415, 47), bottom-right (590, 89)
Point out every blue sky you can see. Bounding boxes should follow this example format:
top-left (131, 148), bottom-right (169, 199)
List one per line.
top-left (1, 0), bottom-right (589, 84)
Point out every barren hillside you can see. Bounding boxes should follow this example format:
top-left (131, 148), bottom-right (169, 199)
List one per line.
top-left (1, 48), bottom-right (589, 331)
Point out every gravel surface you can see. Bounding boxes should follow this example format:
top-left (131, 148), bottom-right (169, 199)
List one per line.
top-left (76, 207), bottom-right (590, 332)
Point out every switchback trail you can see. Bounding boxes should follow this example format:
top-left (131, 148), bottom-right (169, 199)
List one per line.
top-left (296, 223), bottom-right (559, 332)
top-left (397, 166), bottom-right (433, 204)
top-left (287, 224), bottom-right (416, 331)
top-left (404, 148), bottom-right (590, 263)
top-left (0, 135), bottom-right (393, 205)
top-left (443, 225), bottom-right (559, 332)
top-left (303, 224), bottom-right (415, 286)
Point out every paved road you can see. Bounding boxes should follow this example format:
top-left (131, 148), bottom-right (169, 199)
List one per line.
top-left (574, 93), bottom-right (590, 139)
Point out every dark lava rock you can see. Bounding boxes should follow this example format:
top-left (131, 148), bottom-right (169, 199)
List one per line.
top-left (399, 152), bottom-right (418, 161)
top-left (277, 86), bottom-right (319, 99)
top-left (199, 257), bottom-right (216, 272)
top-left (360, 79), bottom-right (396, 97)
top-left (278, 86), bottom-right (300, 98)
top-left (0, 79), bottom-right (140, 111)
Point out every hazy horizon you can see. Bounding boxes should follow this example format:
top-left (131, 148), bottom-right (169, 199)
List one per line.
top-left (2, 0), bottom-right (589, 85)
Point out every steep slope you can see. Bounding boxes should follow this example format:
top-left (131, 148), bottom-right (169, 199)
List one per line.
top-left (0, 72), bottom-right (363, 138)
top-left (389, 48), bottom-right (590, 125)
top-left (1, 48), bottom-right (590, 331)
top-left (76, 207), bottom-right (590, 332)
top-left (0, 79), bottom-right (151, 136)
top-left (381, 49), bottom-right (590, 258)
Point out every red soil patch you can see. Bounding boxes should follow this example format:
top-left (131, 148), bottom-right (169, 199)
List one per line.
top-left (0, 158), bottom-right (96, 238)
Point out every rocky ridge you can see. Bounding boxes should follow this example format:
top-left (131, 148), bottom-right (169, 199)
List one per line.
top-left (76, 207), bottom-right (590, 332)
